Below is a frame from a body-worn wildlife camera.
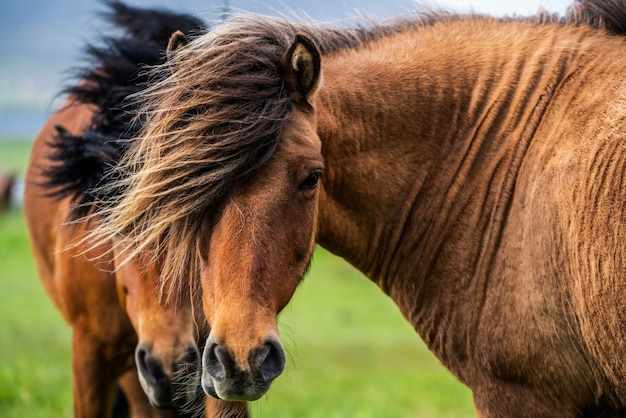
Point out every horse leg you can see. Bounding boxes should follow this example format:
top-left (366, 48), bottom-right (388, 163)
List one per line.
top-left (118, 370), bottom-right (175, 418)
top-left (71, 331), bottom-right (126, 418)
top-left (111, 383), bottom-right (129, 418)
top-left (71, 333), bottom-right (117, 418)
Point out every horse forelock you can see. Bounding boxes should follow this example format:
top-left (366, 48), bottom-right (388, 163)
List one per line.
top-left (99, 16), bottom-right (299, 293)
top-left (99, 1), bottom-right (626, 294)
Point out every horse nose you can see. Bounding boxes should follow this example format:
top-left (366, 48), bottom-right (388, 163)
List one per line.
top-left (206, 338), bottom-right (286, 381)
top-left (135, 344), bottom-right (173, 408)
top-left (202, 335), bottom-right (286, 400)
top-left (136, 342), bottom-right (201, 408)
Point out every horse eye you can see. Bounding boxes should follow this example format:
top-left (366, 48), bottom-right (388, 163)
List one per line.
top-left (299, 171), bottom-right (321, 191)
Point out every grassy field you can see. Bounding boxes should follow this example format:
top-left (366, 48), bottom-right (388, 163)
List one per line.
top-left (0, 139), bottom-right (475, 417)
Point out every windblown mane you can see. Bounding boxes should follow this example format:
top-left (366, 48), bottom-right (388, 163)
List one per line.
top-left (96, 0), bottom-right (626, 294)
top-left (41, 0), bottom-right (205, 220)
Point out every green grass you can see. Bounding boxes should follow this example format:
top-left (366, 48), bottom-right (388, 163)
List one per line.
top-left (0, 210), bottom-right (73, 418)
top-left (0, 139), bottom-right (475, 417)
top-left (0, 140), bottom-right (73, 417)
top-left (0, 139), bottom-right (33, 173)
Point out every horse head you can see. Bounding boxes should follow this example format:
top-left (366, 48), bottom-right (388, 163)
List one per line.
top-left (200, 35), bottom-right (324, 401)
top-left (98, 18), bottom-right (327, 401)
top-left (113, 246), bottom-right (202, 409)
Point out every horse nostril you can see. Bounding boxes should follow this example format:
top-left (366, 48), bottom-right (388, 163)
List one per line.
top-left (259, 340), bottom-right (286, 381)
top-left (136, 345), bottom-right (168, 384)
top-left (136, 346), bottom-right (149, 376)
top-left (135, 344), bottom-right (176, 408)
top-left (205, 343), bottom-right (228, 381)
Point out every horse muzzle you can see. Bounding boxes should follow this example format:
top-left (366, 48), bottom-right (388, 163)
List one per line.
top-left (135, 342), bottom-right (201, 408)
top-left (201, 334), bottom-right (286, 401)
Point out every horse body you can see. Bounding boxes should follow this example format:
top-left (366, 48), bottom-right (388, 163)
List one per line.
top-left (320, 19), bottom-right (626, 414)
top-left (25, 98), bottom-right (200, 416)
top-left (98, 1), bottom-right (626, 415)
top-left (317, 19), bottom-right (626, 414)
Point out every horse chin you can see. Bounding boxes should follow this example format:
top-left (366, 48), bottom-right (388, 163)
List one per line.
top-left (138, 372), bottom-right (174, 409)
top-left (139, 370), bottom-right (200, 409)
top-left (201, 374), bottom-right (221, 399)
top-left (201, 372), bottom-right (269, 402)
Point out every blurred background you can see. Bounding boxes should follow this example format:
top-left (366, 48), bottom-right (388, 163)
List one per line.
top-left (1, 0), bottom-right (571, 139)
top-left (0, 1), bottom-right (575, 417)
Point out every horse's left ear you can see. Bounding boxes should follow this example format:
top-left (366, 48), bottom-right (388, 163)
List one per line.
top-left (280, 34), bottom-right (322, 105)
top-left (166, 30), bottom-right (189, 61)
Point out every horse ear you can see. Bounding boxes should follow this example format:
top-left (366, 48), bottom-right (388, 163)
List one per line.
top-left (166, 30), bottom-right (189, 61)
top-left (280, 34), bottom-right (322, 104)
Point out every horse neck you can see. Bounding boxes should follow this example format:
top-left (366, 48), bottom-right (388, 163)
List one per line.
top-left (315, 19), bottom-right (591, 357)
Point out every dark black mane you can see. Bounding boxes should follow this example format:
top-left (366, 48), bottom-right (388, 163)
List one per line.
top-left (42, 0), bottom-right (205, 219)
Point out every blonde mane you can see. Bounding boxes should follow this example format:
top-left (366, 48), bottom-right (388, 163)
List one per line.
top-left (92, 3), bottom-right (618, 295)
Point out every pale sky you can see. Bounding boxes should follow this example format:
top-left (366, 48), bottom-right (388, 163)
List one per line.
top-left (0, 0), bottom-right (582, 122)
top-left (429, 0), bottom-right (574, 16)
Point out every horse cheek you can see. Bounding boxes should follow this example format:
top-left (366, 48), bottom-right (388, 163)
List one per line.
top-left (276, 198), bottom-right (319, 311)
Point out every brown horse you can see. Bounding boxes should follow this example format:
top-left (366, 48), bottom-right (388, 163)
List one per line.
top-left (93, 0), bottom-right (626, 416)
top-left (24, 1), bottom-right (248, 417)
top-left (25, 98), bottom-right (194, 416)
top-left (25, 100), bottom-right (248, 418)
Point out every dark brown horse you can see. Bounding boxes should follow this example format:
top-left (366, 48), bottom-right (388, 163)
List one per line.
top-left (24, 2), bottom-right (247, 417)
top-left (93, 0), bottom-right (626, 415)
top-left (26, 103), bottom-right (247, 418)
top-left (25, 97), bottom-right (195, 417)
